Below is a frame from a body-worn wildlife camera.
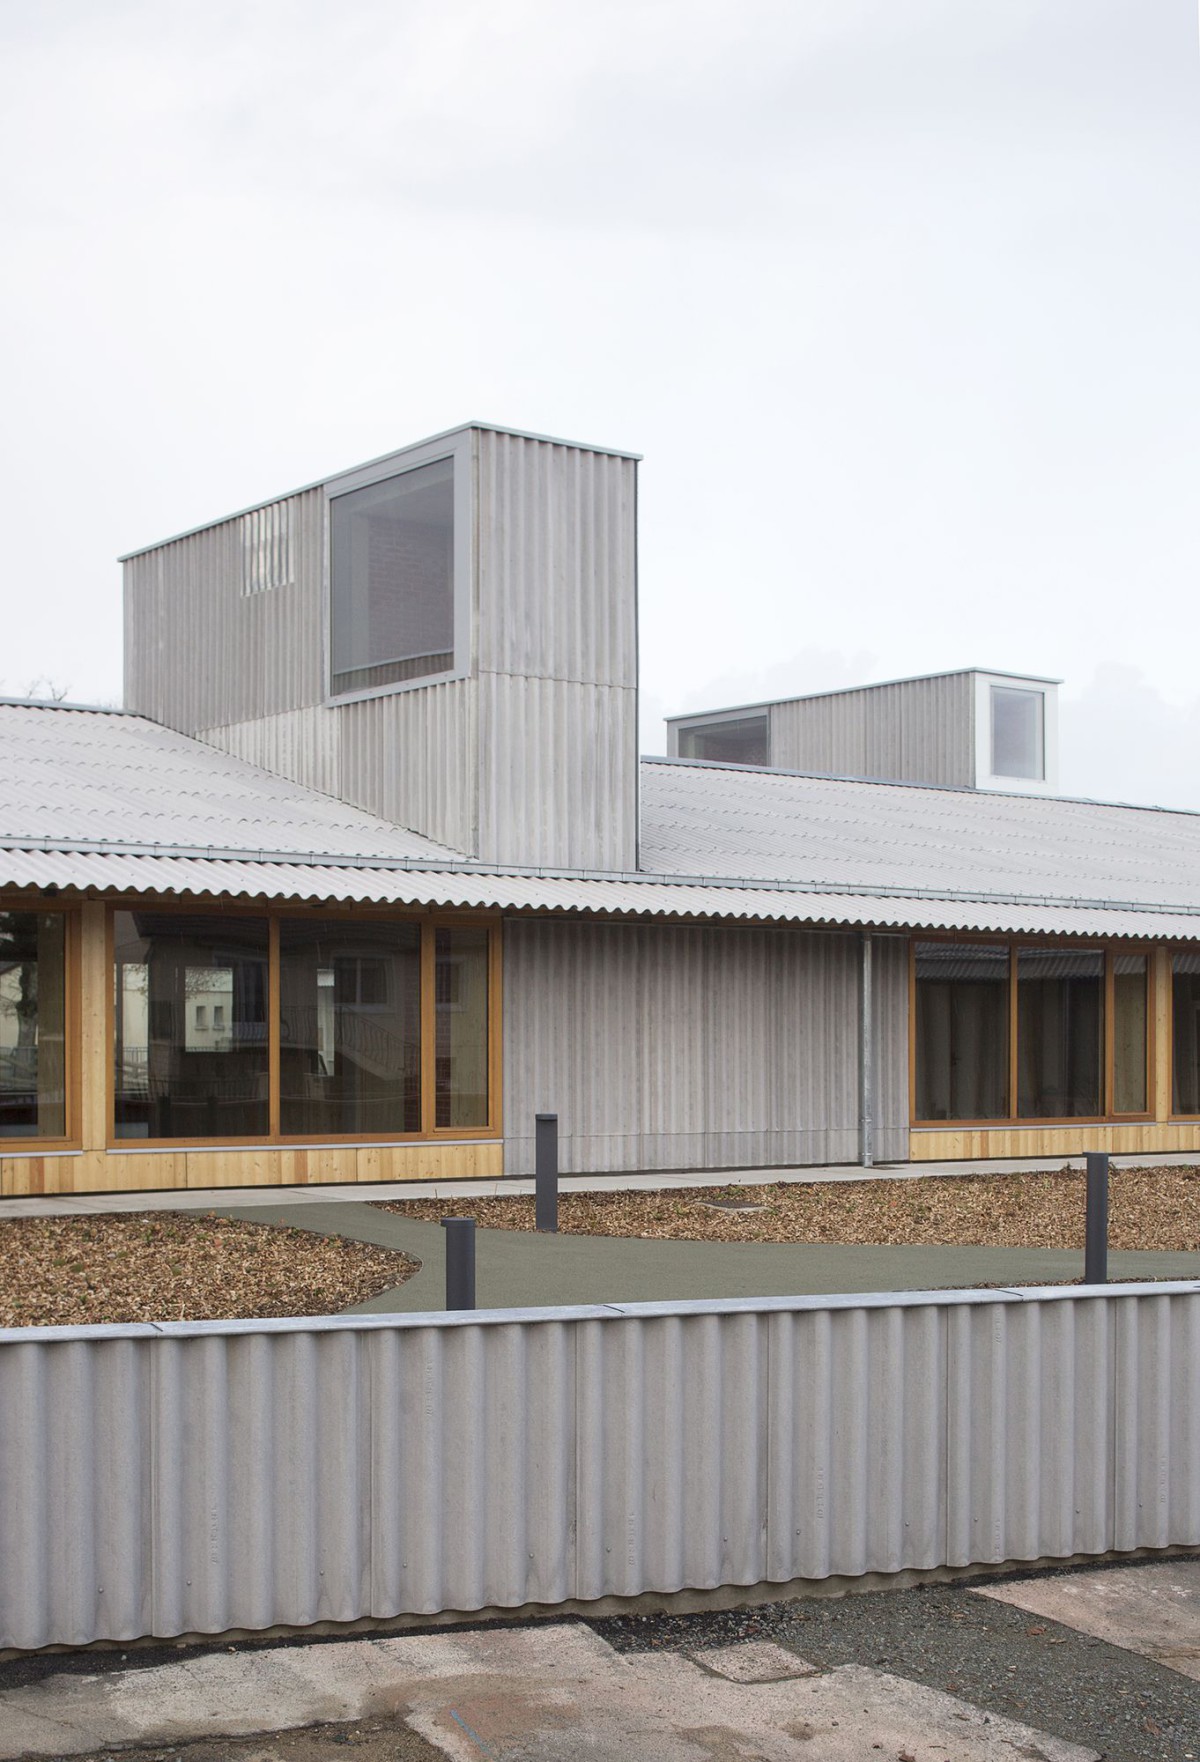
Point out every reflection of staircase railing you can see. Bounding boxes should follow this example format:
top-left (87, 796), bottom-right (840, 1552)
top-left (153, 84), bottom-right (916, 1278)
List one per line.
top-left (282, 1004), bottom-right (416, 1081)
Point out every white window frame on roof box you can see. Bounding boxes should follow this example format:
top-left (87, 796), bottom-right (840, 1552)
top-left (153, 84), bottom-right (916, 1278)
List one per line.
top-left (323, 428), bottom-right (474, 707)
top-left (973, 672), bottom-right (1058, 794)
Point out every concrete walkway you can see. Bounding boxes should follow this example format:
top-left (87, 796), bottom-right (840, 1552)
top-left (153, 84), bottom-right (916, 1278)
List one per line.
top-left (4, 1149), bottom-right (1199, 1219)
top-left (0, 1620), bottom-right (1096, 1762)
top-left (218, 1199), bottom-right (1200, 1310)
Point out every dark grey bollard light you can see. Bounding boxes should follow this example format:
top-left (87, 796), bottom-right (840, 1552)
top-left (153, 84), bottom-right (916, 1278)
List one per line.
top-left (1084, 1152), bottom-right (1109, 1285)
top-left (441, 1217), bottom-right (476, 1310)
top-left (536, 1112), bottom-right (559, 1233)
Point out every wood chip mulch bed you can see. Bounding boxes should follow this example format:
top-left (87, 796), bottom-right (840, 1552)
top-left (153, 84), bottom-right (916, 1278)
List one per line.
top-left (379, 1165), bottom-right (1200, 1253)
top-left (0, 1213), bottom-right (418, 1330)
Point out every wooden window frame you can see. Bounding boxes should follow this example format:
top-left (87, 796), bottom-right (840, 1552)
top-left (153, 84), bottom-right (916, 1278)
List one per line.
top-left (1164, 944), bottom-right (1200, 1121)
top-left (909, 933), bottom-right (1155, 1129)
top-left (106, 899), bottom-right (502, 1150)
top-left (0, 897), bottom-right (81, 1153)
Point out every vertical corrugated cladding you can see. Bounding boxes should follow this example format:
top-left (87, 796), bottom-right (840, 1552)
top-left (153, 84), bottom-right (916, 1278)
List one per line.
top-left (765, 1303), bottom-right (946, 1581)
top-left (502, 916), bottom-right (867, 1175)
top-left (199, 707), bottom-right (342, 801)
top-left (3, 1291), bottom-right (1200, 1649)
top-left (474, 431), bottom-right (639, 871)
top-left (338, 679), bottom-right (478, 858)
top-left (873, 934), bottom-right (911, 1162)
top-left (769, 673), bottom-right (975, 788)
top-left (123, 489), bottom-right (326, 735)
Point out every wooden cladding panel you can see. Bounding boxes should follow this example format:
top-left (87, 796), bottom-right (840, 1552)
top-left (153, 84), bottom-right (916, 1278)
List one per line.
top-left (910, 1122), bottom-right (1200, 1162)
top-left (0, 1141), bottom-right (503, 1197)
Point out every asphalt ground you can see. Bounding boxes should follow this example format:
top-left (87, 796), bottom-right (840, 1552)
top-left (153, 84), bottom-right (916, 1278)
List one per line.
top-left (596, 1560), bottom-right (1200, 1762)
top-left (217, 1200), bottom-right (1200, 1310)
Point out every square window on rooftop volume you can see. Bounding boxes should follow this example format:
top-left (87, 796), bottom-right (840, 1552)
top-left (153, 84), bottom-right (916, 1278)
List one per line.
top-left (329, 456), bottom-right (455, 696)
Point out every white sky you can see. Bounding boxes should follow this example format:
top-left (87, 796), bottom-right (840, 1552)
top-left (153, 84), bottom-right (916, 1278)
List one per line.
top-left (2, 1), bottom-right (1199, 807)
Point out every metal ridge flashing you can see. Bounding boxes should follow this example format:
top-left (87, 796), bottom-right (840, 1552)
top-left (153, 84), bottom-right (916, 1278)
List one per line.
top-left (4, 1280), bottom-right (1198, 1346)
top-left (663, 666), bottom-right (1063, 722)
top-left (643, 752), bottom-right (1200, 819)
top-left (0, 696), bottom-right (132, 715)
top-left (119, 421), bottom-right (642, 559)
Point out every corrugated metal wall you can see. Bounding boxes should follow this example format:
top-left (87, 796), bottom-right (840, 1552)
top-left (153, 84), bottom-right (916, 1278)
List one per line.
top-left (124, 489), bottom-right (327, 732)
top-left (768, 674), bottom-right (975, 788)
top-left (3, 1286), bottom-right (1198, 1651)
top-left (503, 919), bottom-right (908, 1176)
top-left (125, 429), bottom-right (639, 870)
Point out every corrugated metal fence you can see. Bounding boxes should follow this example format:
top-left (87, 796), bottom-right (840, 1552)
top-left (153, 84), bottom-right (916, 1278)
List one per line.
top-left (2, 1284), bottom-right (1199, 1651)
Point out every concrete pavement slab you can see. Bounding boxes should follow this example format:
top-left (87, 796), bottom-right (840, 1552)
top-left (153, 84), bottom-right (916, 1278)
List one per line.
top-left (975, 1562), bottom-right (1200, 1683)
top-left (0, 1622), bottom-right (1097, 1762)
top-left (690, 1641), bottom-right (818, 1682)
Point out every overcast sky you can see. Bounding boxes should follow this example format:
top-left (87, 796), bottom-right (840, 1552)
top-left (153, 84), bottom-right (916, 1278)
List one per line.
top-left (2, 1), bottom-right (1199, 807)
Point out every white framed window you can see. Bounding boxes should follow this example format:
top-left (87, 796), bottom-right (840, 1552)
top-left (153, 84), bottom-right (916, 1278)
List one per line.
top-left (991, 686), bottom-right (1043, 780)
top-left (973, 674), bottom-right (1058, 793)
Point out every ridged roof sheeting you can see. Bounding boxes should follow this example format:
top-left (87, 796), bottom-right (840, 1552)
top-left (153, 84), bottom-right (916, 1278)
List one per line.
top-left (640, 757), bottom-right (1200, 911)
top-left (0, 702), bottom-right (460, 863)
top-left (3, 706), bottom-right (1200, 940)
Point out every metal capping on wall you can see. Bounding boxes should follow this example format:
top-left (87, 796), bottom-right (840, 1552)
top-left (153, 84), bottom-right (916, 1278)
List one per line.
top-left (3, 1284), bottom-right (1198, 1652)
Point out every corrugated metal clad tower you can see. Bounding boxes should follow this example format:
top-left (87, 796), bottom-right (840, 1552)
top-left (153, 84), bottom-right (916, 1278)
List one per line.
top-left (123, 423), bottom-right (640, 871)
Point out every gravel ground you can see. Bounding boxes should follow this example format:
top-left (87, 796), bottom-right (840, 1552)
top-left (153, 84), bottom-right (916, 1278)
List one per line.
top-left (0, 1213), bottom-right (418, 1328)
top-left (380, 1164), bottom-right (1200, 1252)
top-left (594, 1563), bottom-right (1200, 1762)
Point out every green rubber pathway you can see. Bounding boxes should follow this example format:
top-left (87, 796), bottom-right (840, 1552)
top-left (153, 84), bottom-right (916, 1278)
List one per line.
top-left (218, 1200), bottom-right (1200, 1313)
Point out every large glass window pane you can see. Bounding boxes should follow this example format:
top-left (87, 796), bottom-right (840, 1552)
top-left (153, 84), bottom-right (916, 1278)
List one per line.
top-left (0, 912), bottom-right (66, 1138)
top-left (1017, 947), bottom-right (1104, 1117)
top-left (114, 912), bottom-right (268, 1139)
top-left (280, 920), bottom-right (420, 1136)
top-left (1112, 952), bottom-right (1148, 1114)
top-left (677, 716), bottom-right (770, 766)
top-left (330, 458), bottom-right (454, 696)
top-left (435, 928), bottom-right (490, 1128)
top-left (914, 942), bottom-right (1009, 1120)
top-left (1172, 952), bottom-right (1200, 1114)
top-left (991, 686), bottom-right (1044, 780)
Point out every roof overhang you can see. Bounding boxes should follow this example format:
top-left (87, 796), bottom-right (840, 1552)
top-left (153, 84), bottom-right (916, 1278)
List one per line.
top-left (1, 849), bottom-right (1196, 943)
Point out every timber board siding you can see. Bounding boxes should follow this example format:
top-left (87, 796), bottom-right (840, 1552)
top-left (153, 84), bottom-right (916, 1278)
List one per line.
top-left (910, 1124), bottom-right (1200, 1161)
top-left (0, 1143), bottom-right (503, 1198)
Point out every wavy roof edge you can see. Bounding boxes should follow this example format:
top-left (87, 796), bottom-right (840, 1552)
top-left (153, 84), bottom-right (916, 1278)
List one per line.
top-left (2, 850), bottom-right (1198, 943)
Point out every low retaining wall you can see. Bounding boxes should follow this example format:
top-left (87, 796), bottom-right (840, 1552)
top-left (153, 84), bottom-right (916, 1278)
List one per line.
top-left (2, 1283), bottom-right (1199, 1651)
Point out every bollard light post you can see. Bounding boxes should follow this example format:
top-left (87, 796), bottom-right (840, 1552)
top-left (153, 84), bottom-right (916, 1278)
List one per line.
top-left (441, 1217), bottom-right (476, 1310)
top-left (1084, 1152), bottom-right (1109, 1285)
top-left (535, 1112), bottom-right (559, 1233)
